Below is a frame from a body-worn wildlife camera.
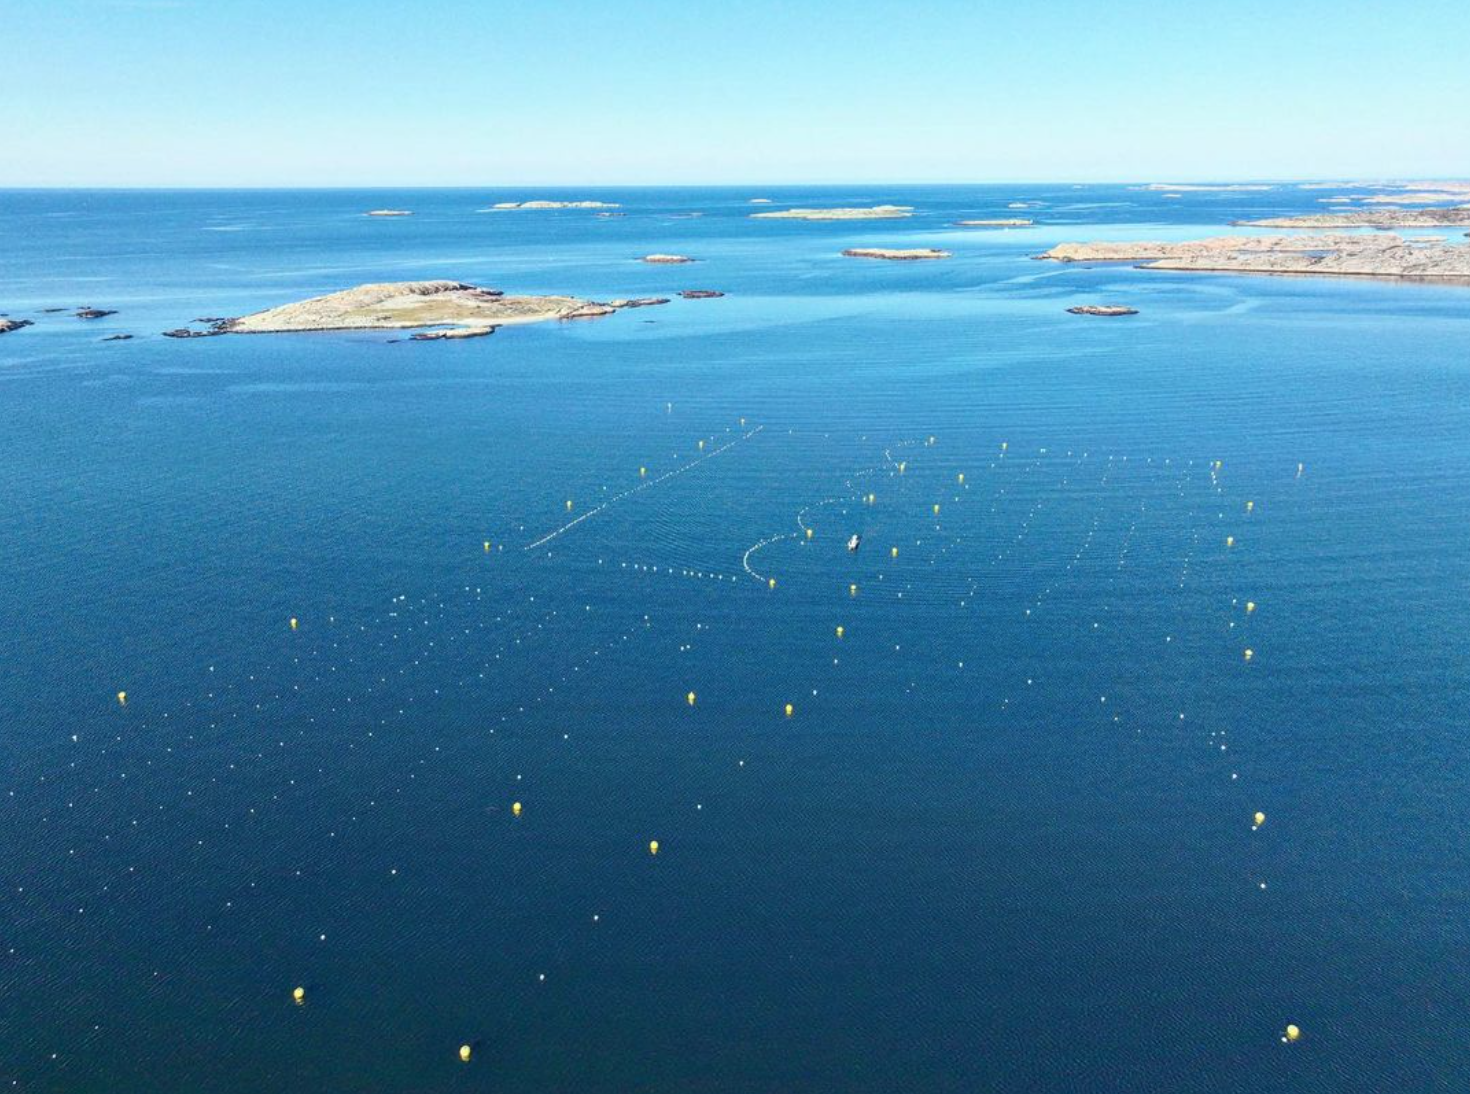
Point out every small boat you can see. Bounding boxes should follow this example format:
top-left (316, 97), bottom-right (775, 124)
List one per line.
top-left (847, 534), bottom-right (862, 552)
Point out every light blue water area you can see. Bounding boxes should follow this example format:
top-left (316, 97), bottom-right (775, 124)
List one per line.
top-left (2, 186), bottom-right (1469, 1092)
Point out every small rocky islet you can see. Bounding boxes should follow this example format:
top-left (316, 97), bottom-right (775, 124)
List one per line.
top-left (841, 247), bottom-right (950, 260)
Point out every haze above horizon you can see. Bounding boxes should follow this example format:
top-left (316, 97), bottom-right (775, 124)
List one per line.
top-left (5, 0), bottom-right (1465, 187)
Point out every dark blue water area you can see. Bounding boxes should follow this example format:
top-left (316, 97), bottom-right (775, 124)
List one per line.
top-left (2, 186), bottom-right (1470, 1092)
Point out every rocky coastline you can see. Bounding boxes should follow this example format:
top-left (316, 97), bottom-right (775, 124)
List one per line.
top-left (1039, 234), bottom-right (1470, 279)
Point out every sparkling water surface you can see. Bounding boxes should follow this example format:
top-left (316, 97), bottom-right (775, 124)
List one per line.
top-left (2, 186), bottom-right (1469, 1092)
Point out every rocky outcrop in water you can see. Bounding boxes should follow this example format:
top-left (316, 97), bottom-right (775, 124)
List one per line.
top-left (841, 248), bottom-right (950, 260)
top-left (102, 333), bottom-right (134, 341)
top-left (488, 200), bottom-right (620, 210)
top-left (76, 308), bottom-right (117, 320)
top-left (1039, 234), bottom-right (1470, 279)
top-left (410, 327), bottom-right (493, 341)
top-left (1234, 207), bottom-right (1470, 229)
top-left (752, 205), bottom-right (913, 221)
top-left (219, 280), bottom-right (600, 335)
top-left (1067, 305), bottom-right (1138, 316)
top-left (0, 318), bottom-right (34, 334)
top-left (607, 297), bottom-right (670, 309)
top-left (678, 290), bottom-right (725, 299)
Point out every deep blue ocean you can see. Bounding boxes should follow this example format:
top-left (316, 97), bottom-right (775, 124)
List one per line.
top-left (2, 186), bottom-right (1468, 1092)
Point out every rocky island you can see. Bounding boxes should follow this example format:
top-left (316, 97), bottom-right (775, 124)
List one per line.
top-left (752, 205), bottom-right (913, 221)
top-left (841, 248), bottom-right (950, 260)
top-left (678, 290), bottom-right (724, 299)
top-left (182, 280), bottom-right (614, 338)
top-left (1234, 207), bottom-right (1470, 229)
top-left (1, 318), bottom-right (34, 335)
top-left (1067, 305), bottom-right (1138, 317)
top-left (488, 200), bottom-right (620, 210)
top-left (1039, 234), bottom-right (1470, 280)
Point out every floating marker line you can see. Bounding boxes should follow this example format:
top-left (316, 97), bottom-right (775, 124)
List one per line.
top-left (524, 425), bottom-right (765, 551)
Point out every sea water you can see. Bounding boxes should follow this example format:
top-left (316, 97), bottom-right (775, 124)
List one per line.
top-left (2, 186), bottom-right (1469, 1092)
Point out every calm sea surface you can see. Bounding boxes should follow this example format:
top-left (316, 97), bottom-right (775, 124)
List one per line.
top-left (2, 186), bottom-right (1469, 1092)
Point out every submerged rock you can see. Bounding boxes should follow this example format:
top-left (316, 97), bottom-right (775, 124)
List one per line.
top-left (75, 308), bottom-right (117, 320)
top-left (678, 290), bottom-right (725, 299)
top-left (641, 254), bottom-right (695, 264)
top-left (365, 209), bottom-right (413, 217)
top-left (1066, 305), bottom-right (1139, 317)
top-left (954, 218), bottom-right (1033, 227)
top-left (102, 333), bottom-right (135, 341)
top-left (163, 328), bottom-right (222, 338)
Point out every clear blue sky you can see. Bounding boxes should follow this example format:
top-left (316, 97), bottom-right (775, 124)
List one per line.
top-left (4, 0), bottom-right (1465, 186)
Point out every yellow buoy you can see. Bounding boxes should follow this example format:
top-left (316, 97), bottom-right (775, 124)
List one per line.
top-left (640, 466), bottom-right (647, 478)
top-left (290, 617), bottom-right (298, 631)
top-left (512, 801), bottom-right (522, 818)
top-left (835, 625), bottom-right (844, 639)
top-left (1297, 462), bottom-right (1305, 477)
top-left (1001, 441), bottom-right (1008, 451)
top-left (849, 584), bottom-right (858, 597)
top-left (806, 528), bottom-right (813, 540)
top-left (566, 499), bottom-right (573, 511)
top-left (687, 691), bottom-right (696, 707)
top-left (739, 417), bottom-right (745, 426)
top-left (1244, 648), bottom-right (1254, 662)
top-left (891, 546), bottom-right (899, 558)
top-left (927, 436), bottom-right (935, 446)
top-left (957, 473), bottom-right (964, 484)
top-left (459, 1044), bottom-right (473, 1063)
top-left (784, 703), bottom-right (793, 718)
top-left (867, 493), bottom-right (875, 505)
top-left (1226, 535), bottom-right (1235, 547)
top-left (1246, 500), bottom-right (1255, 512)
top-left (648, 840), bottom-right (659, 856)
top-left (292, 986), bottom-right (305, 1004)
top-left (899, 461), bottom-right (906, 474)
top-left (1246, 601), bottom-right (1256, 614)
top-left (116, 691), bottom-right (127, 707)
top-left (1253, 811), bottom-right (1266, 827)
top-left (1285, 1024), bottom-right (1300, 1043)
top-left (698, 439), bottom-right (705, 451)
top-left (768, 577), bottom-right (777, 589)
top-left (483, 541), bottom-right (491, 552)
top-left (932, 503), bottom-right (940, 516)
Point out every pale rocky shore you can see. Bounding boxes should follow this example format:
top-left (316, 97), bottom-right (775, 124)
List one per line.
top-left (192, 281), bottom-right (614, 338)
top-left (1235, 207), bottom-right (1470, 229)
top-left (841, 247), bottom-right (950, 260)
top-left (1040, 235), bottom-right (1470, 279)
top-left (752, 205), bottom-right (913, 221)
top-left (488, 200), bottom-right (619, 210)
